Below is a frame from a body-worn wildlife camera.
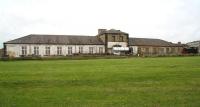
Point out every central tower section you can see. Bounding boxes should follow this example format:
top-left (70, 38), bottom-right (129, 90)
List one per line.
top-left (97, 29), bottom-right (129, 54)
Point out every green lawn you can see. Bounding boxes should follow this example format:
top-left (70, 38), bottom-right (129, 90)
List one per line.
top-left (0, 57), bottom-right (200, 107)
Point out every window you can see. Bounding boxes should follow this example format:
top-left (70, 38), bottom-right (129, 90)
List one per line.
top-left (57, 47), bottom-right (62, 55)
top-left (166, 48), bottom-right (170, 53)
top-left (79, 47), bottom-right (83, 53)
top-left (138, 47), bottom-right (141, 54)
top-left (89, 47), bottom-right (94, 54)
top-left (171, 48), bottom-right (175, 53)
top-left (68, 47), bottom-right (72, 55)
top-left (45, 47), bottom-right (50, 56)
top-left (99, 47), bottom-right (103, 54)
top-left (21, 46), bottom-right (27, 55)
top-left (178, 47), bottom-right (181, 53)
top-left (112, 36), bottom-right (115, 42)
top-left (34, 46), bottom-right (39, 55)
top-left (153, 48), bottom-right (157, 54)
top-left (119, 36), bottom-right (123, 42)
top-left (145, 48), bottom-right (149, 54)
top-left (159, 48), bottom-right (164, 54)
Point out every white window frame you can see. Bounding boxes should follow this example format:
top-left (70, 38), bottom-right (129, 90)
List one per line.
top-left (68, 47), bottom-right (72, 55)
top-left (21, 46), bottom-right (27, 56)
top-left (99, 47), bottom-right (103, 54)
top-left (34, 46), bottom-right (39, 55)
top-left (45, 46), bottom-right (50, 56)
top-left (89, 47), bottom-right (94, 54)
top-left (79, 46), bottom-right (83, 53)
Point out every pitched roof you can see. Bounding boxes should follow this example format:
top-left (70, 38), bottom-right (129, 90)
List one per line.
top-left (187, 40), bottom-right (200, 44)
top-left (98, 29), bottom-right (128, 35)
top-left (129, 38), bottom-right (183, 47)
top-left (5, 34), bottom-right (104, 45)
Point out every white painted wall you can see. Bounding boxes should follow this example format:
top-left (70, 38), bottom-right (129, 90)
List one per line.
top-left (107, 42), bottom-right (127, 48)
top-left (130, 46), bottom-right (138, 55)
top-left (6, 44), bottom-right (105, 57)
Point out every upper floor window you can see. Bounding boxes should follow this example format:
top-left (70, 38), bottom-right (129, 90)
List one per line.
top-left (45, 47), bottom-right (50, 56)
top-left (89, 47), bottom-right (94, 54)
top-left (68, 47), bottom-right (72, 55)
top-left (34, 46), bottom-right (39, 55)
top-left (21, 46), bottom-right (27, 55)
top-left (119, 36), bottom-right (123, 42)
top-left (57, 47), bottom-right (62, 55)
top-left (112, 36), bottom-right (115, 42)
top-left (79, 47), bottom-right (83, 53)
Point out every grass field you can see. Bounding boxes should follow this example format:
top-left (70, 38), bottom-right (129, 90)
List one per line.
top-left (0, 57), bottom-right (200, 107)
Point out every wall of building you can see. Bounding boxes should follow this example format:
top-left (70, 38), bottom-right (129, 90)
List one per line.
top-left (5, 44), bottom-right (105, 57)
top-left (0, 49), bottom-right (3, 57)
top-left (187, 41), bottom-right (200, 53)
top-left (98, 33), bottom-right (129, 54)
top-left (98, 34), bottom-right (106, 43)
top-left (130, 46), bottom-right (183, 55)
top-left (107, 42), bottom-right (127, 48)
top-left (130, 46), bottom-right (138, 55)
top-left (106, 34), bottom-right (128, 42)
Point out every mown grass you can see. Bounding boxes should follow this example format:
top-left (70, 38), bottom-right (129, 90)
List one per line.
top-left (0, 57), bottom-right (200, 107)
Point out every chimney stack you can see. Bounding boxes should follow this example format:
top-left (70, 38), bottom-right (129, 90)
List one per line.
top-left (98, 29), bottom-right (106, 34)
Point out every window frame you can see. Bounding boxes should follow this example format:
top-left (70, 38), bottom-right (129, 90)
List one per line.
top-left (79, 46), bottom-right (83, 54)
top-left (89, 47), bottom-right (94, 54)
top-left (112, 36), bottom-right (115, 42)
top-left (34, 46), bottom-right (39, 55)
top-left (68, 47), bottom-right (72, 55)
top-left (99, 47), bottom-right (103, 54)
top-left (45, 46), bottom-right (50, 56)
top-left (119, 36), bottom-right (123, 42)
top-left (57, 46), bottom-right (62, 55)
top-left (21, 46), bottom-right (27, 56)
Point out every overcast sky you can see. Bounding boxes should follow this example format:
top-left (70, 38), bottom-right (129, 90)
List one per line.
top-left (0, 0), bottom-right (200, 48)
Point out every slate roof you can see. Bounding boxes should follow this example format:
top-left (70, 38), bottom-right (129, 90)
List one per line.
top-left (129, 38), bottom-right (183, 47)
top-left (98, 29), bottom-right (128, 35)
top-left (5, 34), bottom-right (184, 47)
top-left (5, 34), bottom-right (104, 45)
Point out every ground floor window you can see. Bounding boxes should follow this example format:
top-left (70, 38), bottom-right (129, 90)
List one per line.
top-left (68, 47), bottom-right (72, 55)
top-left (79, 47), bottom-right (83, 53)
top-left (21, 46), bottom-right (27, 55)
top-left (34, 46), bottom-right (39, 55)
top-left (171, 47), bottom-right (175, 53)
top-left (138, 47), bottom-right (141, 54)
top-left (145, 48), bottom-right (149, 54)
top-left (99, 47), bottom-right (103, 54)
top-left (153, 48), bottom-right (157, 54)
top-left (89, 47), bottom-right (94, 54)
top-left (166, 48), bottom-right (170, 54)
top-left (159, 48), bottom-right (164, 54)
top-left (45, 47), bottom-right (50, 56)
top-left (57, 47), bottom-right (62, 55)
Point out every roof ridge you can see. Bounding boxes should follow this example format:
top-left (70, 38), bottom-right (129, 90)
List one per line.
top-left (28, 34), bottom-right (94, 37)
top-left (4, 34), bottom-right (104, 45)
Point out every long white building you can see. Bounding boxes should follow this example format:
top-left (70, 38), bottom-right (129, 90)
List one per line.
top-left (3, 29), bottom-right (184, 57)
